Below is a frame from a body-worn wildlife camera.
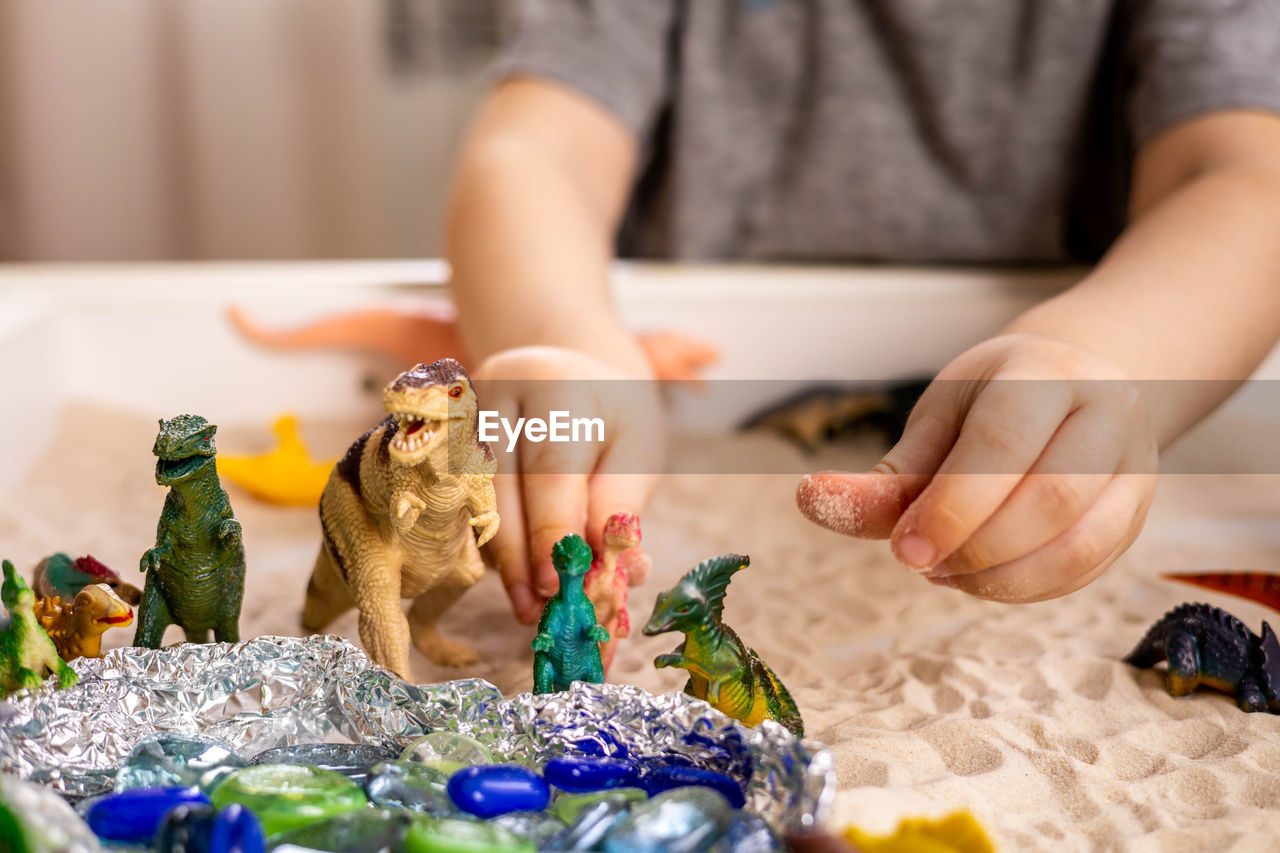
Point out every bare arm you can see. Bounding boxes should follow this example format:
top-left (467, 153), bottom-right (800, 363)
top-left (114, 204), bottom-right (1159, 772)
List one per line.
top-left (799, 110), bottom-right (1280, 603)
top-left (444, 78), bottom-right (661, 622)
top-left (446, 77), bottom-right (651, 378)
top-left (1006, 111), bottom-right (1280, 443)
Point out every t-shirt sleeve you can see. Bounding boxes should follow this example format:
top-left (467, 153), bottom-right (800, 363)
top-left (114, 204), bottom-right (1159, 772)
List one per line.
top-left (1129, 0), bottom-right (1280, 143)
top-left (494, 0), bottom-right (677, 138)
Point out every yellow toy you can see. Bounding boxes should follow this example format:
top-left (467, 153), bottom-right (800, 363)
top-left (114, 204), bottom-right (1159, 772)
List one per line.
top-left (217, 415), bottom-right (337, 507)
top-left (843, 812), bottom-right (995, 853)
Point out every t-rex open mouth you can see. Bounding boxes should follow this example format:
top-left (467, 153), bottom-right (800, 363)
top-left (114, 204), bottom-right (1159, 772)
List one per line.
top-left (157, 454), bottom-right (208, 479)
top-left (390, 412), bottom-right (444, 453)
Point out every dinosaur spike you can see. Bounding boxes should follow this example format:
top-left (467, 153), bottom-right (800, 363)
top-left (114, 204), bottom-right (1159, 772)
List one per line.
top-left (1260, 622), bottom-right (1280, 707)
top-left (1162, 572), bottom-right (1280, 615)
top-left (72, 555), bottom-right (115, 581)
top-left (684, 554), bottom-right (749, 622)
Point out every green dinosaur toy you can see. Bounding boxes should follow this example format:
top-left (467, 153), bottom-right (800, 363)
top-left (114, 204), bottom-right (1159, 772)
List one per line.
top-left (533, 534), bottom-right (609, 693)
top-left (0, 559), bottom-right (78, 696)
top-left (134, 415), bottom-right (246, 648)
top-left (643, 554), bottom-right (804, 736)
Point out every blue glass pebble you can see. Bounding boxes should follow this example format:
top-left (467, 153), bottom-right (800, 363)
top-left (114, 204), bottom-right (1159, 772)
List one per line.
top-left (545, 756), bottom-right (640, 793)
top-left (156, 803), bottom-right (265, 853)
top-left (638, 764), bottom-right (746, 809)
top-left (602, 787), bottom-right (733, 853)
top-left (549, 798), bottom-right (633, 852)
top-left (447, 764), bottom-right (551, 819)
top-left (708, 812), bottom-right (781, 853)
top-left (87, 786), bottom-right (212, 844)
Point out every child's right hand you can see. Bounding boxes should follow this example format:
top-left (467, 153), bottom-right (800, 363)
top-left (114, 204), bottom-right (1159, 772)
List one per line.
top-left (474, 346), bottom-right (662, 624)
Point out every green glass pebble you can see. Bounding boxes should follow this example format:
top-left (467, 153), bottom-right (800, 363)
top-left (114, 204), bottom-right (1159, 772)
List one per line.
top-left (404, 816), bottom-right (534, 853)
top-left (401, 732), bottom-right (495, 775)
top-left (550, 788), bottom-right (648, 824)
top-left (210, 764), bottom-right (367, 837)
top-left (364, 761), bottom-right (457, 816)
top-left (115, 732), bottom-right (249, 793)
top-left (489, 810), bottom-right (567, 847)
top-left (270, 808), bottom-right (413, 853)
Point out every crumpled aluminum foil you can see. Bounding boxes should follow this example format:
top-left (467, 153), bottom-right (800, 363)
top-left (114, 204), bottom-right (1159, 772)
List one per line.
top-left (0, 635), bottom-right (833, 830)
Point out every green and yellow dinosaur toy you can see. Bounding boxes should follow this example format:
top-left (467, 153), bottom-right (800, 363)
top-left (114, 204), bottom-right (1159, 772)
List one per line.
top-left (643, 553), bottom-right (803, 736)
top-left (0, 559), bottom-right (79, 697)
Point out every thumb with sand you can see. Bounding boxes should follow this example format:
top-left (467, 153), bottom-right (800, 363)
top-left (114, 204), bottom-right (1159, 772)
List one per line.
top-left (795, 471), bottom-right (914, 539)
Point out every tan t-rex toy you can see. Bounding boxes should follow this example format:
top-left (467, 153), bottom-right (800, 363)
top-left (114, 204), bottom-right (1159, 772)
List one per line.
top-left (302, 359), bottom-right (499, 681)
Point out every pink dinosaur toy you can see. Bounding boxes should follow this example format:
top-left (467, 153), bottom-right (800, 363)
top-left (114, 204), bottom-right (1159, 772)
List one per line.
top-left (584, 513), bottom-right (644, 673)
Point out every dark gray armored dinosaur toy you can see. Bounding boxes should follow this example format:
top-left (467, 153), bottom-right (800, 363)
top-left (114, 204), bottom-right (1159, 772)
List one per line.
top-left (134, 415), bottom-right (246, 648)
top-left (1125, 602), bottom-right (1280, 713)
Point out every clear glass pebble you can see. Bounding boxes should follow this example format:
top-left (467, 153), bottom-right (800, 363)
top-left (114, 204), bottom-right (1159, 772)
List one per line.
top-left (401, 732), bottom-right (495, 774)
top-left (114, 732), bottom-right (248, 793)
top-left (601, 787), bottom-right (733, 853)
top-left (364, 761), bottom-right (456, 816)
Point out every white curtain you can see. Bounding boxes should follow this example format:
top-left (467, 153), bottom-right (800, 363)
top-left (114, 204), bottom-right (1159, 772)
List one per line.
top-left (0, 0), bottom-right (501, 260)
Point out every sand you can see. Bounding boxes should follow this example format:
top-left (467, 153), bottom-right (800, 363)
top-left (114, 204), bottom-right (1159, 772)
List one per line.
top-left (3, 403), bottom-right (1280, 851)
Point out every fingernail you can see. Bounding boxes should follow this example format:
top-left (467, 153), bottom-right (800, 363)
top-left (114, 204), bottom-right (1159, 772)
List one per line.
top-left (927, 575), bottom-right (955, 589)
top-left (896, 533), bottom-right (937, 569)
top-left (923, 558), bottom-right (954, 579)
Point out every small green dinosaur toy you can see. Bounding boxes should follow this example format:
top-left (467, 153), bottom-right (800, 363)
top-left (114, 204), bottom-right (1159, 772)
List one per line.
top-left (643, 554), bottom-right (804, 736)
top-left (134, 415), bottom-right (246, 648)
top-left (533, 534), bottom-right (609, 693)
top-left (0, 559), bottom-right (78, 696)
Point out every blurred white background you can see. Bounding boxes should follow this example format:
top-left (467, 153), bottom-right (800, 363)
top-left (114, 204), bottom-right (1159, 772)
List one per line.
top-left (0, 0), bottom-right (512, 260)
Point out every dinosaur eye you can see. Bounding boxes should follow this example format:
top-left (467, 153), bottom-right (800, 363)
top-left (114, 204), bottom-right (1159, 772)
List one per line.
top-left (449, 385), bottom-right (463, 398)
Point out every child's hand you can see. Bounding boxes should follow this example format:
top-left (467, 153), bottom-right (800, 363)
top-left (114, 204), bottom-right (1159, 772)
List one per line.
top-left (474, 346), bottom-right (662, 624)
top-left (796, 334), bottom-right (1158, 602)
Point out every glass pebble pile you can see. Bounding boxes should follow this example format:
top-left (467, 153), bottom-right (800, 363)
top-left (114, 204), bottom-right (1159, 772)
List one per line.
top-left (6, 730), bottom-right (783, 853)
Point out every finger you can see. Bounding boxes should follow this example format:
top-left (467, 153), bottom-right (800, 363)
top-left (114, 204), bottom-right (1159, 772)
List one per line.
top-left (941, 472), bottom-right (1155, 602)
top-left (892, 379), bottom-right (1075, 568)
top-left (585, 472), bottom-right (654, 552)
top-left (794, 379), bottom-right (969, 539)
top-left (489, 472), bottom-right (541, 624)
top-left (931, 401), bottom-right (1127, 575)
top-left (619, 548), bottom-right (652, 587)
top-left (795, 470), bottom-right (914, 539)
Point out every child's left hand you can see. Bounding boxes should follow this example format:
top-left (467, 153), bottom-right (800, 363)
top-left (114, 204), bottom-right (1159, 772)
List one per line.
top-left (796, 333), bottom-right (1159, 602)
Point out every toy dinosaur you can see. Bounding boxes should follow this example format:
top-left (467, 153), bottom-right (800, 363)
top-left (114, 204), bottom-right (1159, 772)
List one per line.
top-left (217, 414), bottom-right (338, 507)
top-left (0, 560), bottom-right (78, 696)
top-left (33, 584), bottom-right (134, 662)
top-left (1162, 571), bottom-right (1280, 614)
top-left (583, 513), bottom-right (642, 673)
top-left (1124, 602), bottom-right (1280, 713)
top-left (533, 534), bottom-right (609, 693)
top-left (740, 378), bottom-right (931, 453)
top-left (228, 305), bottom-right (720, 385)
top-left (643, 554), bottom-right (804, 736)
top-left (134, 415), bottom-right (246, 648)
top-left (844, 812), bottom-right (996, 853)
top-left (32, 552), bottom-right (142, 606)
top-left (302, 359), bottom-right (499, 681)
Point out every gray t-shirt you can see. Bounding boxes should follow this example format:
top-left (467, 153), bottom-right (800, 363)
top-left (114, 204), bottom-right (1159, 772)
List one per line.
top-left (498, 0), bottom-right (1280, 263)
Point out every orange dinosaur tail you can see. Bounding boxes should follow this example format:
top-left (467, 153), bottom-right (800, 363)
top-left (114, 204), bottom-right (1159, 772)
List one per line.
top-left (227, 305), bottom-right (465, 366)
top-left (1161, 572), bottom-right (1280, 615)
